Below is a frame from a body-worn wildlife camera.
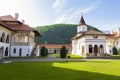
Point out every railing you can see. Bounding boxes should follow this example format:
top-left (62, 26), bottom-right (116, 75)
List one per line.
top-left (11, 42), bottom-right (29, 46)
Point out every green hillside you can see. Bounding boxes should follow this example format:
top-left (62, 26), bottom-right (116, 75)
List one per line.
top-left (35, 24), bottom-right (99, 44)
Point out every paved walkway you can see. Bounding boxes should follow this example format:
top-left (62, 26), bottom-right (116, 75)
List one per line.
top-left (4, 57), bottom-right (120, 63)
top-left (2, 55), bottom-right (120, 63)
top-left (4, 57), bottom-right (85, 62)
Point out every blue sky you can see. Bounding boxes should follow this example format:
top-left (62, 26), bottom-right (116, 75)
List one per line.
top-left (0, 0), bottom-right (120, 31)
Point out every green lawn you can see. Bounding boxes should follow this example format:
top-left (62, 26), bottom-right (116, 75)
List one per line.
top-left (54, 53), bottom-right (83, 59)
top-left (112, 55), bottom-right (120, 59)
top-left (0, 60), bottom-right (120, 80)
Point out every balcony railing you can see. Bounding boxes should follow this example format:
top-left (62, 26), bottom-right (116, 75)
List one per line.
top-left (11, 42), bottom-right (29, 46)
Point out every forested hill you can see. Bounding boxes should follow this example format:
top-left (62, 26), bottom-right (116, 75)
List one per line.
top-left (35, 24), bottom-right (100, 44)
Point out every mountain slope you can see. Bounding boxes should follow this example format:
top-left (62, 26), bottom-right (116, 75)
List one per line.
top-left (35, 24), bottom-right (100, 44)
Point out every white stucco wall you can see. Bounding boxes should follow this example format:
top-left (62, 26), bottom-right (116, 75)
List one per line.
top-left (11, 46), bottom-right (30, 57)
top-left (72, 34), bottom-right (108, 57)
top-left (10, 45), bottom-right (40, 57)
top-left (77, 25), bottom-right (87, 33)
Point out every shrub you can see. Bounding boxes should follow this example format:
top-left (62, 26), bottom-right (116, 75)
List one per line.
top-left (68, 56), bottom-right (70, 58)
top-left (60, 45), bottom-right (68, 58)
top-left (112, 47), bottom-right (118, 55)
top-left (54, 49), bottom-right (57, 54)
top-left (41, 46), bottom-right (48, 56)
top-left (119, 48), bottom-right (120, 55)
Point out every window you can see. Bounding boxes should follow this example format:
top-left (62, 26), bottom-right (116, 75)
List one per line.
top-left (1, 33), bottom-right (5, 42)
top-left (110, 50), bottom-right (111, 53)
top-left (6, 35), bottom-right (9, 43)
top-left (89, 45), bottom-right (92, 53)
top-left (93, 35), bottom-right (98, 39)
top-left (14, 48), bottom-right (16, 53)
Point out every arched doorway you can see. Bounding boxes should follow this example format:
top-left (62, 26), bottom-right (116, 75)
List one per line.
top-left (94, 45), bottom-right (98, 56)
top-left (19, 48), bottom-right (22, 57)
top-left (4, 47), bottom-right (8, 57)
top-left (89, 45), bottom-right (92, 53)
top-left (100, 45), bottom-right (104, 53)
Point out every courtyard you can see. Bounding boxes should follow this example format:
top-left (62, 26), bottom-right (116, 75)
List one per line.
top-left (0, 60), bottom-right (120, 80)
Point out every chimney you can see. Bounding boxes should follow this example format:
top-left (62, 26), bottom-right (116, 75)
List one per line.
top-left (15, 13), bottom-right (19, 20)
top-left (22, 19), bottom-right (25, 23)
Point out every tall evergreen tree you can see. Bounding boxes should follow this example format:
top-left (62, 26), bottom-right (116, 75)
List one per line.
top-left (60, 45), bottom-right (68, 58)
top-left (41, 46), bottom-right (48, 56)
top-left (112, 47), bottom-right (118, 55)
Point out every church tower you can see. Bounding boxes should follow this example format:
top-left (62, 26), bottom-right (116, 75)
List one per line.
top-left (77, 15), bottom-right (88, 33)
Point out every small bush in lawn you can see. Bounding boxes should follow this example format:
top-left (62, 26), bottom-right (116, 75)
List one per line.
top-left (54, 49), bottom-right (57, 54)
top-left (60, 45), bottom-right (68, 58)
top-left (112, 47), bottom-right (118, 55)
top-left (41, 46), bottom-right (48, 56)
top-left (68, 56), bottom-right (70, 58)
top-left (119, 48), bottom-right (120, 55)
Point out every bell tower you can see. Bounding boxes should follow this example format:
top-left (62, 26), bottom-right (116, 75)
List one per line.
top-left (77, 14), bottom-right (87, 33)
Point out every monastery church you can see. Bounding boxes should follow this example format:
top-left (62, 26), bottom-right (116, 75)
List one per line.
top-left (72, 15), bottom-right (120, 57)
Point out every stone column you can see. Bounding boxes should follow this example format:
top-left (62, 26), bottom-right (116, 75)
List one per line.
top-left (92, 47), bottom-right (94, 56)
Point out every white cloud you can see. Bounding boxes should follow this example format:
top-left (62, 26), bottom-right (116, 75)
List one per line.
top-left (53, 6), bottom-right (94, 24)
top-left (53, 0), bottom-right (100, 24)
top-left (52, 0), bottom-right (67, 13)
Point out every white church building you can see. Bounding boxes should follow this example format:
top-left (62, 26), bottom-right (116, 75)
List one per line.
top-left (72, 15), bottom-right (119, 57)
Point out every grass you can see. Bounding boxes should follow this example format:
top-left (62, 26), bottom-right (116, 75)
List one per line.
top-left (112, 55), bottom-right (120, 59)
top-left (54, 53), bottom-right (60, 58)
top-left (0, 60), bottom-right (120, 80)
top-left (54, 53), bottom-right (83, 59)
top-left (67, 54), bottom-right (84, 59)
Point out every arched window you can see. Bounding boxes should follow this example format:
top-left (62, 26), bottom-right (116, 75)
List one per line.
top-left (6, 35), bottom-right (9, 43)
top-left (89, 45), bottom-right (92, 53)
top-left (1, 33), bottom-right (5, 42)
top-left (13, 48), bottom-right (16, 53)
top-left (19, 48), bottom-right (22, 57)
top-left (4, 47), bottom-right (8, 56)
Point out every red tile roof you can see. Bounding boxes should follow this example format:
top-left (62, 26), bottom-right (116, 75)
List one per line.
top-left (40, 44), bottom-right (72, 49)
top-left (6, 24), bottom-right (34, 31)
top-left (0, 15), bottom-right (41, 36)
top-left (105, 34), bottom-right (115, 38)
top-left (0, 15), bottom-right (18, 21)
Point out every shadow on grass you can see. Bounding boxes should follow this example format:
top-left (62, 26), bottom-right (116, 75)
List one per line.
top-left (0, 62), bottom-right (119, 80)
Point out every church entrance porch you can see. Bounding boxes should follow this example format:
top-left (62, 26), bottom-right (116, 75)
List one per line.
top-left (86, 44), bottom-right (105, 57)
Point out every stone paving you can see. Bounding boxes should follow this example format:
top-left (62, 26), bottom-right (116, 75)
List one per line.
top-left (2, 55), bottom-right (119, 63)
